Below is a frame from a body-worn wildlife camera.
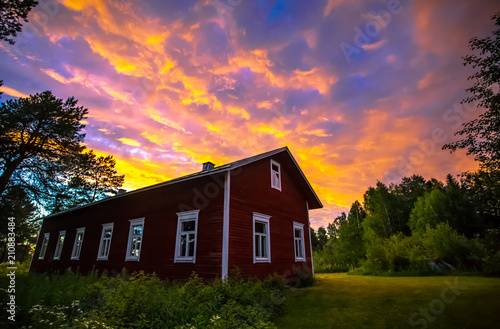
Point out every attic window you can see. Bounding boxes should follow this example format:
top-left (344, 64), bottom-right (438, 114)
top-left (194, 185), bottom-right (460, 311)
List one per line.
top-left (270, 159), bottom-right (281, 191)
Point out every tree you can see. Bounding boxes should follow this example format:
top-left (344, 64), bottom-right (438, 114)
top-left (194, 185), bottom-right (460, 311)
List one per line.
top-left (391, 175), bottom-right (434, 234)
top-left (0, 186), bottom-right (38, 262)
top-left (0, 90), bottom-right (124, 214)
top-left (327, 212), bottom-right (346, 240)
top-left (442, 174), bottom-right (481, 236)
top-left (347, 200), bottom-right (366, 227)
top-left (460, 170), bottom-right (500, 229)
top-left (362, 182), bottom-right (396, 240)
top-left (408, 189), bottom-right (453, 234)
top-left (316, 226), bottom-right (328, 251)
top-left (443, 12), bottom-right (500, 172)
top-left (49, 150), bottom-right (124, 213)
top-left (338, 201), bottom-right (366, 267)
top-left (442, 12), bottom-right (500, 229)
top-left (0, 0), bottom-right (38, 45)
top-left (310, 227), bottom-right (320, 252)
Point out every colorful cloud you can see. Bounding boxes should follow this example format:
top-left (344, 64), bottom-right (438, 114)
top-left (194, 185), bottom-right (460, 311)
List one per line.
top-left (1, 0), bottom-right (499, 228)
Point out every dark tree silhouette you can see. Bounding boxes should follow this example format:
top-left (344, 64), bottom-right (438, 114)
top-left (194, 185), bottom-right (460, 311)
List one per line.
top-left (0, 0), bottom-right (38, 45)
top-left (443, 12), bottom-right (500, 172)
top-left (0, 91), bottom-right (124, 214)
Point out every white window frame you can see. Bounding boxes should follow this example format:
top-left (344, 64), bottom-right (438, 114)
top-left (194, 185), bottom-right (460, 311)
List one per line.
top-left (53, 230), bottom-right (66, 260)
top-left (38, 233), bottom-right (50, 260)
top-left (125, 218), bottom-right (145, 261)
top-left (253, 212), bottom-right (271, 263)
top-left (71, 227), bottom-right (85, 260)
top-left (270, 159), bottom-right (281, 191)
top-left (174, 210), bottom-right (200, 263)
top-left (293, 222), bottom-right (306, 262)
top-left (97, 223), bottom-right (114, 260)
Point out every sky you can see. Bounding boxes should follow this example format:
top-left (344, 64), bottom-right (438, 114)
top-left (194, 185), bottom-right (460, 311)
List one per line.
top-left (1, 0), bottom-right (499, 228)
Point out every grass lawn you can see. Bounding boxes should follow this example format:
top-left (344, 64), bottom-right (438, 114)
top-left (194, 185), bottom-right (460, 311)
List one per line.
top-left (275, 273), bottom-right (500, 329)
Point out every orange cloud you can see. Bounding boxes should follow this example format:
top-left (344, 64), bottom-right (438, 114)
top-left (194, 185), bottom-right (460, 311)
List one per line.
top-left (0, 85), bottom-right (28, 98)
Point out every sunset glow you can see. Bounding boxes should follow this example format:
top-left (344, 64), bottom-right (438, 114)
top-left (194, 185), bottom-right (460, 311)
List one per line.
top-left (1, 0), bottom-right (499, 228)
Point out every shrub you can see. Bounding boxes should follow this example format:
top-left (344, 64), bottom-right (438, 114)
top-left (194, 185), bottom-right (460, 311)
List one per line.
top-left (0, 269), bottom-right (288, 328)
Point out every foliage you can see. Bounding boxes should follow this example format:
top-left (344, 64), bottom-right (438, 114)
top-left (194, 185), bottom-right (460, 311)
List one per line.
top-left (460, 169), bottom-right (500, 229)
top-left (408, 189), bottom-right (453, 234)
top-left (315, 226), bottom-right (328, 251)
top-left (0, 91), bottom-right (124, 214)
top-left (314, 202), bottom-right (366, 273)
top-left (0, 270), bottom-right (288, 328)
top-left (0, 186), bottom-right (38, 262)
top-left (443, 12), bottom-right (500, 173)
top-left (0, 0), bottom-right (38, 45)
top-left (357, 223), bottom-right (487, 276)
top-left (314, 173), bottom-right (497, 276)
top-left (362, 182), bottom-right (397, 239)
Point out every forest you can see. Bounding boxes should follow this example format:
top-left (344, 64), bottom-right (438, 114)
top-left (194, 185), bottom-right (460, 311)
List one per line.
top-left (311, 173), bottom-right (500, 275)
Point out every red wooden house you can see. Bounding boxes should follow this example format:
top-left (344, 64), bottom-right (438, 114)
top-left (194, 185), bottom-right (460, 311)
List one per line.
top-left (30, 147), bottom-right (323, 282)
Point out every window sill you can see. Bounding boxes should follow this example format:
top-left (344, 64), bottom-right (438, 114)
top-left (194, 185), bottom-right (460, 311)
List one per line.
top-left (174, 258), bottom-right (195, 263)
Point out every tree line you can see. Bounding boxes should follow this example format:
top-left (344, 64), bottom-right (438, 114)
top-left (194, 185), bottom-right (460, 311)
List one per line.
top-left (310, 173), bottom-right (499, 275)
top-left (311, 12), bottom-right (500, 276)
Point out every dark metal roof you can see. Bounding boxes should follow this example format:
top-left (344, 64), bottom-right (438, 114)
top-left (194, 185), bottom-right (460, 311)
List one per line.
top-left (43, 146), bottom-right (323, 219)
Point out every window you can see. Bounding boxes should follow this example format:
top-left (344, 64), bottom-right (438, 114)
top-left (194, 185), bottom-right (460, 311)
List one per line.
top-left (253, 212), bottom-right (271, 263)
top-left (175, 210), bottom-right (200, 263)
top-left (38, 233), bottom-right (50, 260)
top-left (53, 230), bottom-right (66, 260)
top-left (71, 227), bottom-right (85, 260)
top-left (126, 218), bottom-right (145, 261)
top-left (293, 222), bottom-right (306, 262)
top-left (97, 223), bottom-right (114, 260)
top-left (271, 159), bottom-right (281, 191)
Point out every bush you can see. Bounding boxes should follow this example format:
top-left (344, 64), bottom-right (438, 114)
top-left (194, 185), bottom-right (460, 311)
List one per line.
top-left (353, 223), bottom-right (492, 276)
top-left (0, 269), bottom-right (288, 328)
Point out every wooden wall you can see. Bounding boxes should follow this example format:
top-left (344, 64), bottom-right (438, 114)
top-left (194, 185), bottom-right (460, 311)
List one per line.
top-left (228, 153), bottom-right (313, 281)
top-left (30, 173), bottom-right (226, 281)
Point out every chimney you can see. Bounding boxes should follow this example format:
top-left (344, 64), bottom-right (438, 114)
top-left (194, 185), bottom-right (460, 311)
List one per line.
top-left (202, 161), bottom-right (215, 171)
top-left (116, 189), bottom-right (127, 195)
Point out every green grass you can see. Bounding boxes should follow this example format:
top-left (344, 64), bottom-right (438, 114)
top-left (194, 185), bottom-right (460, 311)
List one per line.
top-left (275, 273), bottom-right (500, 329)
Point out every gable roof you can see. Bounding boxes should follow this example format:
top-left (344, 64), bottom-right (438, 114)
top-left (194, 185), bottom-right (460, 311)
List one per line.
top-left (43, 146), bottom-right (323, 219)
